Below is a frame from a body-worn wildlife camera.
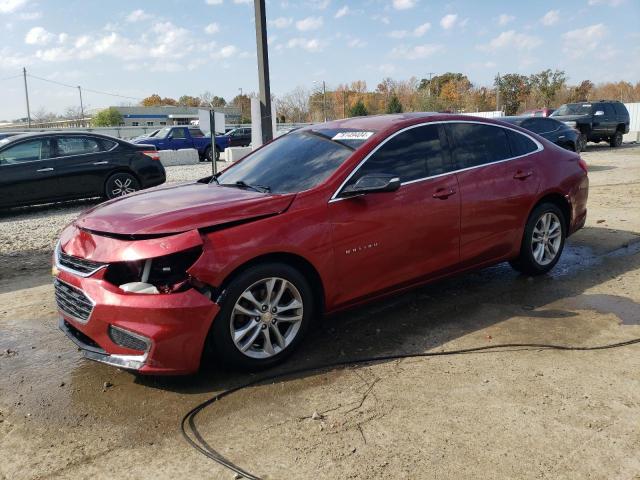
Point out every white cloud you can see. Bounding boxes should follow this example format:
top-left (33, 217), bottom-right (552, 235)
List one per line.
top-left (562, 23), bottom-right (606, 57)
top-left (392, 0), bottom-right (416, 10)
top-left (588, 0), bottom-right (625, 5)
top-left (296, 16), bottom-right (323, 31)
top-left (18, 10), bottom-right (40, 20)
top-left (335, 5), bottom-right (349, 18)
top-left (216, 45), bottom-right (237, 58)
top-left (391, 43), bottom-right (443, 60)
top-left (440, 14), bottom-right (458, 30)
top-left (0, 0), bottom-right (28, 14)
top-left (25, 26), bottom-right (53, 45)
top-left (498, 14), bottom-right (514, 26)
top-left (347, 37), bottom-right (366, 48)
top-left (205, 0), bottom-right (223, 4)
top-left (204, 23), bottom-right (219, 34)
top-left (379, 63), bottom-right (396, 74)
top-left (388, 22), bottom-right (430, 39)
top-left (478, 30), bottom-right (542, 52)
top-left (413, 22), bottom-right (430, 36)
top-left (58, 33), bottom-right (68, 44)
top-left (372, 14), bottom-right (390, 24)
top-left (126, 9), bottom-right (151, 22)
top-left (287, 37), bottom-right (323, 52)
top-left (233, 0), bottom-right (252, 3)
top-left (269, 17), bottom-right (292, 28)
top-left (541, 10), bottom-right (559, 26)
top-left (307, 0), bottom-right (330, 9)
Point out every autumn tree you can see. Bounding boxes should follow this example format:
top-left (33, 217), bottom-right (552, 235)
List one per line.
top-left (200, 91), bottom-right (227, 107)
top-left (141, 94), bottom-right (163, 106)
top-left (570, 80), bottom-right (594, 102)
top-left (177, 95), bottom-right (201, 107)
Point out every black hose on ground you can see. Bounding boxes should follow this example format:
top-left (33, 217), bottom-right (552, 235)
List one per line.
top-left (181, 337), bottom-right (640, 480)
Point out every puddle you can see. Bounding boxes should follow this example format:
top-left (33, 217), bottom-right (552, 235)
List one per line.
top-left (564, 294), bottom-right (640, 326)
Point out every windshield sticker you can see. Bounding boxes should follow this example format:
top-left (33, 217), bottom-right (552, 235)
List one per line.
top-left (332, 131), bottom-right (374, 141)
top-left (582, 104), bottom-right (591, 107)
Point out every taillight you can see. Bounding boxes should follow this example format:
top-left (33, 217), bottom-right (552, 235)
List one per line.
top-left (578, 157), bottom-right (588, 173)
top-left (142, 150), bottom-right (160, 161)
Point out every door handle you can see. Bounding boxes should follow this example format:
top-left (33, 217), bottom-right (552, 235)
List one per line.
top-left (433, 187), bottom-right (456, 199)
top-left (36, 167), bottom-right (54, 172)
top-left (513, 170), bottom-right (533, 180)
top-left (93, 161), bottom-right (109, 165)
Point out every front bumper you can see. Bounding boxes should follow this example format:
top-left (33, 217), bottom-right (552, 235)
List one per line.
top-left (55, 268), bottom-right (220, 375)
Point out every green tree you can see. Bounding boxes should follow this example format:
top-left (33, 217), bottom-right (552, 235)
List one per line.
top-left (177, 95), bottom-right (201, 107)
top-left (496, 73), bottom-right (531, 115)
top-left (349, 99), bottom-right (368, 117)
top-left (418, 73), bottom-right (470, 97)
top-left (92, 107), bottom-right (123, 127)
top-left (529, 69), bottom-right (566, 107)
top-left (386, 95), bottom-right (403, 114)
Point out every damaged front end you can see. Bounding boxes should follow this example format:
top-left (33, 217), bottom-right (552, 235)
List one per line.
top-left (54, 225), bottom-right (220, 374)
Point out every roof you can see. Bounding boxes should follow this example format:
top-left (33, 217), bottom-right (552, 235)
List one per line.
top-left (0, 131), bottom-right (123, 143)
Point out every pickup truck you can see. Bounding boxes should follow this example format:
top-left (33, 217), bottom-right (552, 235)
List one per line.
top-left (550, 100), bottom-right (630, 150)
top-left (133, 126), bottom-right (230, 161)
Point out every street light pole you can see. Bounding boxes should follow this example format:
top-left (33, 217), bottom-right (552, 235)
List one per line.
top-left (254, 0), bottom-right (273, 143)
top-left (322, 80), bottom-right (326, 122)
top-left (78, 86), bottom-right (85, 123)
top-left (23, 67), bottom-right (31, 128)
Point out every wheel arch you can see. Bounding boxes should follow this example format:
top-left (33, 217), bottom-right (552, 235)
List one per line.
top-left (216, 252), bottom-right (326, 315)
top-left (530, 192), bottom-right (572, 234)
top-left (104, 168), bottom-right (141, 194)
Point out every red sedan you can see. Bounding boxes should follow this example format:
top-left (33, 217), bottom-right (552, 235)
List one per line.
top-left (54, 113), bottom-right (589, 374)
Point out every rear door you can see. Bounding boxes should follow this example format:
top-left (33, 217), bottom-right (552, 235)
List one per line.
top-left (329, 124), bottom-right (460, 305)
top-left (53, 135), bottom-right (116, 197)
top-left (169, 127), bottom-right (190, 150)
top-left (446, 122), bottom-right (541, 267)
top-left (0, 137), bottom-right (57, 207)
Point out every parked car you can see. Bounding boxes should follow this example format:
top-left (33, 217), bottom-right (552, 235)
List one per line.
top-left (0, 132), bottom-right (27, 140)
top-left (54, 113), bottom-right (588, 374)
top-left (227, 127), bottom-right (252, 147)
top-left (0, 132), bottom-right (165, 208)
top-left (133, 126), bottom-right (231, 161)
top-left (550, 100), bottom-right (630, 150)
top-left (522, 108), bottom-right (554, 117)
top-left (502, 116), bottom-right (581, 152)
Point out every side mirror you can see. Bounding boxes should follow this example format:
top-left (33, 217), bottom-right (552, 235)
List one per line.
top-left (594, 110), bottom-right (604, 116)
top-left (341, 173), bottom-right (401, 197)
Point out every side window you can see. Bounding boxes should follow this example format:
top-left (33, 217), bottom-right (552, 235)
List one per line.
top-left (447, 123), bottom-right (511, 168)
top-left (522, 119), bottom-right (544, 134)
top-left (347, 124), bottom-right (445, 185)
top-left (190, 129), bottom-right (205, 138)
top-left (0, 139), bottom-right (52, 164)
top-left (506, 130), bottom-right (538, 157)
top-left (99, 139), bottom-right (117, 151)
top-left (171, 128), bottom-right (186, 139)
top-left (56, 137), bottom-right (102, 156)
top-left (613, 103), bottom-right (627, 116)
top-left (603, 104), bottom-right (615, 117)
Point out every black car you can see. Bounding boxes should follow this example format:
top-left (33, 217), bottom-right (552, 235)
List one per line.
top-left (226, 127), bottom-right (252, 147)
top-left (0, 132), bottom-right (165, 209)
top-left (502, 116), bottom-right (581, 153)
top-left (550, 100), bottom-right (630, 150)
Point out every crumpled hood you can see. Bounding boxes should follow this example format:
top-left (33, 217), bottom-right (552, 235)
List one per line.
top-left (75, 182), bottom-right (296, 235)
top-left (550, 114), bottom-right (590, 123)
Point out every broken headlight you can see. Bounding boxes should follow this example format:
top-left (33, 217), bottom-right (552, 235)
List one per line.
top-left (104, 247), bottom-right (202, 294)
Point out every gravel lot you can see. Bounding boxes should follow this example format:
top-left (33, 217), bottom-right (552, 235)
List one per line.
top-left (1, 144), bottom-right (640, 479)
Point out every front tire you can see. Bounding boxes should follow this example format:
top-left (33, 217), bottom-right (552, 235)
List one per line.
top-left (610, 130), bottom-right (623, 148)
top-left (206, 263), bottom-right (314, 370)
top-left (510, 203), bottom-right (566, 276)
top-left (105, 172), bottom-right (140, 200)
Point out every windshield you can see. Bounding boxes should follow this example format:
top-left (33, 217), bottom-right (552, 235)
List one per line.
top-left (215, 129), bottom-right (373, 194)
top-left (551, 104), bottom-right (593, 116)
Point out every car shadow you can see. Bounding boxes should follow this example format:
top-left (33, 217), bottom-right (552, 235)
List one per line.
top-left (132, 225), bottom-right (640, 396)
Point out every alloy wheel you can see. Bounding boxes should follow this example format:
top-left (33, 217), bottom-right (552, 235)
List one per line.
top-left (531, 212), bottom-right (562, 266)
top-left (111, 176), bottom-right (137, 197)
top-left (230, 277), bottom-right (304, 359)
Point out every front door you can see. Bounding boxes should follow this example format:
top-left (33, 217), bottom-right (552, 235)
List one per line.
top-left (53, 135), bottom-right (113, 197)
top-left (328, 124), bottom-right (460, 307)
top-left (0, 137), bottom-right (58, 207)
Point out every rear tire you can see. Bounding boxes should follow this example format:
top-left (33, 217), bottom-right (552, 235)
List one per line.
top-left (510, 203), bottom-right (566, 276)
top-left (206, 263), bottom-right (315, 371)
top-left (202, 147), bottom-right (211, 162)
top-left (577, 133), bottom-right (587, 152)
top-left (609, 130), bottom-right (623, 148)
top-left (104, 172), bottom-right (140, 200)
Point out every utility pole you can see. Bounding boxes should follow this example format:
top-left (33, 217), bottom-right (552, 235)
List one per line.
top-left (254, 0), bottom-right (273, 143)
top-left (238, 87), bottom-right (243, 122)
top-left (496, 72), bottom-right (501, 113)
top-left (322, 80), bottom-right (326, 122)
top-left (23, 67), bottom-right (31, 128)
top-left (209, 108), bottom-right (217, 175)
top-left (78, 86), bottom-right (85, 123)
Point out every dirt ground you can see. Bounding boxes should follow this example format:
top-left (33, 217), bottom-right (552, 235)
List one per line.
top-left (1, 144), bottom-right (640, 480)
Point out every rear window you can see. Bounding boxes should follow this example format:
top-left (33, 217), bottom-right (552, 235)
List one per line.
top-left (506, 130), bottom-right (538, 157)
top-left (446, 123), bottom-right (511, 168)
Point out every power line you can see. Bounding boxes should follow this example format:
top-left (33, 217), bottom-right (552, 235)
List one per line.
top-left (26, 73), bottom-right (142, 101)
top-left (0, 73), bottom-right (22, 82)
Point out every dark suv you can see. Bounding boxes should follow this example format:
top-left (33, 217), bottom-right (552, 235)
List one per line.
top-left (550, 100), bottom-right (629, 150)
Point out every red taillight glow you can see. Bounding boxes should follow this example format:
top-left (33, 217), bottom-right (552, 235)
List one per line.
top-left (578, 157), bottom-right (588, 173)
top-left (142, 150), bottom-right (160, 161)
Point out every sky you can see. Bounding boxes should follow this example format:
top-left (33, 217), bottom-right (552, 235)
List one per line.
top-left (1, 0), bottom-right (639, 120)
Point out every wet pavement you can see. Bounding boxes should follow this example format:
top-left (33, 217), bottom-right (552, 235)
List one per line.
top-left (1, 144), bottom-right (639, 479)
